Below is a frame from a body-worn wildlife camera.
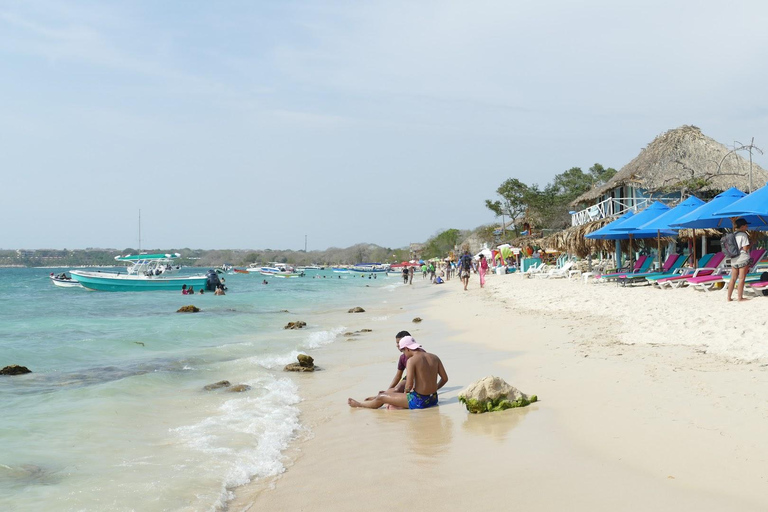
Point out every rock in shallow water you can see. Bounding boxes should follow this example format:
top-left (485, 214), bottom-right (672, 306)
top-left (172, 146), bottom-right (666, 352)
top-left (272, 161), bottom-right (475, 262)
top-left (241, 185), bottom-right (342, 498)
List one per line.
top-left (458, 376), bottom-right (538, 414)
top-left (227, 384), bottom-right (252, 392)
top-left (203, 380), bottom-right (231, 391)
top-left (285, 353), bottom-right (316, 372)
top-left (284, 321), bottom-right (307, 330)
top-left (348, 307), bottom-right (365, 313)
top-left (177, 305), bottom-right (201, 313)
top-left (1, 365), bottom-right (32, 375)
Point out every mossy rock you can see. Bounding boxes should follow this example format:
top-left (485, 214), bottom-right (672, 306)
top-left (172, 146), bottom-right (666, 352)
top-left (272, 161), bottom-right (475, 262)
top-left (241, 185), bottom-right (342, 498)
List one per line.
top-left (458, 376), bottom-right (538, 414)
top-left (412, 317), bottom-right (422, 323)
top-left (360, 329), bottom-right (373, 333)
top-left (1, 365), bottom-right (32, 376)
top-left (284, 363), bottom-right (315, 372)
top-left (227, 384), bottom-right (252, 392)
top-left (348, 307), bottom-right (365, 313)
top-left (203, 380), bottom-right (231, 391)
top-left (297, 354), bottom-right (314, 367)
top-left (458, 395), bottom-right (538, 414)
top-left (177, 305), bottom-right (201, 313)
top-left (284, 321), bottom-right (307, 330)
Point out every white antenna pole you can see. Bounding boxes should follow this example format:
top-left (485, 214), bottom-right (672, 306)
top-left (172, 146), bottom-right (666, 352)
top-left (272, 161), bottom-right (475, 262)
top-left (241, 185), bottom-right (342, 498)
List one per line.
top-left (138, 209), bottom-right (142, 251)
top-left (305, 235), bottom-right (307, 252)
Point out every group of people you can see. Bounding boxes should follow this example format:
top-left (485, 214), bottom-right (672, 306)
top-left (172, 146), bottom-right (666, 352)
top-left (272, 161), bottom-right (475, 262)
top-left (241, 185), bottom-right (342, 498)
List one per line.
top-left (456, 250), bottom-right (489, 290)
top-left (348, 331), bottom-right (448, 410)
top-left (181, 284), bottom-right (225, 295)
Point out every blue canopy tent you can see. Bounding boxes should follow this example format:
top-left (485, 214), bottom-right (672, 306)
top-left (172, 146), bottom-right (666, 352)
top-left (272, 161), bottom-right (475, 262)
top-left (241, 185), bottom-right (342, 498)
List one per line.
top-left (637, 196), bottom-right (705, 266)
top-left (713, 183), bottom-right (768, 229)
top-left (607, 201), bottom-right (676, 269)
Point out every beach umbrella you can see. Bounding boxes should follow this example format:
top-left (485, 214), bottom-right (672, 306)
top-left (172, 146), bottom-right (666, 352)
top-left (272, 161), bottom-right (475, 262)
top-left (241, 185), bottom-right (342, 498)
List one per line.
top-left (584, 211), bottom-right (635, 240)
top-left (713, 183), bottom-right (768, 229)
top-left (608, 202), bottom-right (676, 268)
top-left (672, 188), bottom-right (748, 229)
top-left (637, 196), bottom-right (705, 266)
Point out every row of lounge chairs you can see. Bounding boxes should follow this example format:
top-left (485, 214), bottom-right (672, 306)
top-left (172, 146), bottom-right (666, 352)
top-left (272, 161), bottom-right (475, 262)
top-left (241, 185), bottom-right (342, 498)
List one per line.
top-left (591, 249), bottom-right (768, 294)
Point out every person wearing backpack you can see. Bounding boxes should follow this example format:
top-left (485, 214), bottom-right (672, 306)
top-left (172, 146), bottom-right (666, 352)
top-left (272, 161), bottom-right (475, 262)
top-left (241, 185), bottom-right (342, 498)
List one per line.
top-left (726, 218), bottom-right (751, 302)
top-left (459, 250), bottom-right (474, 291)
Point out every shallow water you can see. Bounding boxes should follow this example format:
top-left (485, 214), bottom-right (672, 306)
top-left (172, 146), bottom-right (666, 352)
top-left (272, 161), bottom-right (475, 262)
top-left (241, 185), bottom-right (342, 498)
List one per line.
top-left (0, 267), bottom-right (397, 511)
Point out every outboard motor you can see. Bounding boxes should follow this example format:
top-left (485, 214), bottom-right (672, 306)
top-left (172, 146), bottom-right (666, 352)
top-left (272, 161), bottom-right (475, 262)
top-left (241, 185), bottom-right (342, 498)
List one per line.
top-left (206, 269), bottom-right (222, 291)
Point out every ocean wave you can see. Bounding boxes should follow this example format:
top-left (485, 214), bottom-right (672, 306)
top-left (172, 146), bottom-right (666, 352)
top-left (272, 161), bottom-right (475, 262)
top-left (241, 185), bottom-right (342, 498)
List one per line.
top-left (172, 375), bottom-right (301, 510)
top-left (303, 326), bottom-right (347, 349)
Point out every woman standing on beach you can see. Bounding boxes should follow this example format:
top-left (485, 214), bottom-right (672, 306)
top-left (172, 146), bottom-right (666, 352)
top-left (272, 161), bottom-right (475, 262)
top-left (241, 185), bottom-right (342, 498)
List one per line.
top-left (478, 254), bottom-right (489, 288)
top-left (727, 218), bottom-right (751, 302)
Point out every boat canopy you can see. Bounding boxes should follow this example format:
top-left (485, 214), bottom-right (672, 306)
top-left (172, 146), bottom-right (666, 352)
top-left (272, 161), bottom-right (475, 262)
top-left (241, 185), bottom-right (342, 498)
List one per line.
top-left (115, 253), bottom-right (181, 261)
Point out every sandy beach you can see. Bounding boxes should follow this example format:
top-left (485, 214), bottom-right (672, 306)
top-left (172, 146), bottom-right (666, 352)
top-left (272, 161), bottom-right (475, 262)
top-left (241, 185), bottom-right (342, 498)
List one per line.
top-left (230, 272), bottom-right (768, 511)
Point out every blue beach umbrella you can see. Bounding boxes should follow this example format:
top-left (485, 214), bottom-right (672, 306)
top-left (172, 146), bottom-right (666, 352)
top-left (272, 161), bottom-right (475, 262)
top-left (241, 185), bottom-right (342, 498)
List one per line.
top-left (637, 196), bottom-right (705, 266)
top-left (713, 183), bottom-right (768, 229)
top-left (584, 211), bottom-right (635, 240)
top-left (609, 201), bottom-right (676, 236)
top-left (608, 201), bottom-right (676, 268)
top-left (672, 188), bottom-right (747, 229)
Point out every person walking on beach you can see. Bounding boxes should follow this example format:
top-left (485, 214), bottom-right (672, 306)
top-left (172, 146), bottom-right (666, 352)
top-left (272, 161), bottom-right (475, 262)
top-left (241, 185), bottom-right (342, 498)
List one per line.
top-left (402, 266), bottom-right (409, 284)
top-left (478, 254), bottom-right (489, 288)
top-left (349, 336), bottom-right (448, 410)
top-left (408, 265), bottom-right (414, 285)
top-left (727, 218), bottom-right (751, 302)
top-left (459, 250), bottom-right (473, 291)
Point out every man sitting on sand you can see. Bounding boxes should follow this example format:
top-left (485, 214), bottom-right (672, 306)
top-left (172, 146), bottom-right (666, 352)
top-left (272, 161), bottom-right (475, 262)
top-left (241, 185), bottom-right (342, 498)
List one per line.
top-left (348, 336), bottom-right (448, 410)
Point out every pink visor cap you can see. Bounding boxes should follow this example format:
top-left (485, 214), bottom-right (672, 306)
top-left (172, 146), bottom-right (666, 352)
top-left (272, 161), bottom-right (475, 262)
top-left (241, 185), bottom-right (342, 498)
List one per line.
top-left (398, 336), bottom-right (422, 351)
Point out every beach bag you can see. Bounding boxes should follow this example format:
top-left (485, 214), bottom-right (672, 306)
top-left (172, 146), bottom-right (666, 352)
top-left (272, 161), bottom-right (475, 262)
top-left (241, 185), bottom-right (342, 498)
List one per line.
top-left (721, 232), bottom-right (740, 258)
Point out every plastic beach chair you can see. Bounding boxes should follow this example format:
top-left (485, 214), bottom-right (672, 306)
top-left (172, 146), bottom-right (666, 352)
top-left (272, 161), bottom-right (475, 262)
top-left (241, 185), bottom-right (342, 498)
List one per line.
top-left (595, 256), bottom-right (650, 282)
top-left (689, 249), bottom-right (767, 292)
top-left (617, 253), bottom-right (687, 286)
top-left (653, 253), bottom-right (723, 289)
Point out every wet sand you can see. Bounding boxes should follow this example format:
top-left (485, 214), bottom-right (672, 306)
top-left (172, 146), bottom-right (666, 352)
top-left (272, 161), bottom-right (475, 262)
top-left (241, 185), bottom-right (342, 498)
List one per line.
top-left (230, 272), bottom-right (768, 511)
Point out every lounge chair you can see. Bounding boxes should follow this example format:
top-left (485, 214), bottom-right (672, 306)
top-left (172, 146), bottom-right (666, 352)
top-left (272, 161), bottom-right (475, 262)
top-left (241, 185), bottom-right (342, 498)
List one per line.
top-left (617, 253), bottom-right (687, 286)
top-left (594, 256), bottom-right (651, 283)
top-left (689, 249), bottom-right (767, 292)
top-left (536, 260), bottom-right (576, 279)
top-left (653, 253), bottom-right (724, 289)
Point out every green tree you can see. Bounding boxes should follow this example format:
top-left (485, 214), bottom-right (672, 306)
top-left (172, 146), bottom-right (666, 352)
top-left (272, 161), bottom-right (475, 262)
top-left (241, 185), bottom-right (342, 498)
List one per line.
top-left (485, 178), bottom-right (530, 229)
top-left (422, 229), bottom-right (462, 259)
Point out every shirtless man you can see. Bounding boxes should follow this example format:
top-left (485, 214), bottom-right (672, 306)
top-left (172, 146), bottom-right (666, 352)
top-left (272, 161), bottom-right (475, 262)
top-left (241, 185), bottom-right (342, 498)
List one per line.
top-left (348, 336), bottom-right (448, 410)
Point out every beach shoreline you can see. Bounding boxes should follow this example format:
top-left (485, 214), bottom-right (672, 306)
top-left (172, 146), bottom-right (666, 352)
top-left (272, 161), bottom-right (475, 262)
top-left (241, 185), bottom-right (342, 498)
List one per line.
top-left (230, 272), bottom-right (768, 511)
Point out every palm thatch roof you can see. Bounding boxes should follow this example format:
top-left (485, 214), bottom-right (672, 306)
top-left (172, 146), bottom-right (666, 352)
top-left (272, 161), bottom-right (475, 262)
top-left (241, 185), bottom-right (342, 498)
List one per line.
top-left (534, 219), bottom-right (723, 258)
top-left (572, 125), bottom-right (768, 205)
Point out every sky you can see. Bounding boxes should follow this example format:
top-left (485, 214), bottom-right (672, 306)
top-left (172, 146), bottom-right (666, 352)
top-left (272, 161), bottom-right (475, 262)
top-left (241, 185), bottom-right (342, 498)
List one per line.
top-left (2, 0), bottom-right (768, 251)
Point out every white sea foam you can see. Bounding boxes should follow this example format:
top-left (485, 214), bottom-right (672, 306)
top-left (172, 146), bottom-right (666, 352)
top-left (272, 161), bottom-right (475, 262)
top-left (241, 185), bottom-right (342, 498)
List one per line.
top-left (303, 326), bottom-right (346, 349)
top-left (173, 375), bottom-right (301, 510)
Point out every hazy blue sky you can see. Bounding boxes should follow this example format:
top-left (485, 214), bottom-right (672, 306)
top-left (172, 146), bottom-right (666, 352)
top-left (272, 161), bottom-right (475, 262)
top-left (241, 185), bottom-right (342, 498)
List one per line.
top-left (2, 1), bottom-right (767, 250)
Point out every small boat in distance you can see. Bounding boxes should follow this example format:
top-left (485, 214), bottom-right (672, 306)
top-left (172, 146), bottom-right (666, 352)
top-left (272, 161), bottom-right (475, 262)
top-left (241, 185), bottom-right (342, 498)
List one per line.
top-left (349, 263), bottom-right (390, 273)
top-left (70, 253), bottom-right (221, 292)
top-left (49, 272), bottom-right (84, 288)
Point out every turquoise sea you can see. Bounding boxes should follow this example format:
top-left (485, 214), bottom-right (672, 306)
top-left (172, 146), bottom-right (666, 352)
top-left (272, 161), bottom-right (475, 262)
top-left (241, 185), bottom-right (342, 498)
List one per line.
top-left (0, 267), bottom-right (398, 511)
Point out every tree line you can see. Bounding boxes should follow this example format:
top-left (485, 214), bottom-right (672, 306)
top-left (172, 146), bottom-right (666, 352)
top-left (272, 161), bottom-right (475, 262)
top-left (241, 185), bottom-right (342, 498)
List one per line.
top-left (484, 163), bottom-right (617, 234)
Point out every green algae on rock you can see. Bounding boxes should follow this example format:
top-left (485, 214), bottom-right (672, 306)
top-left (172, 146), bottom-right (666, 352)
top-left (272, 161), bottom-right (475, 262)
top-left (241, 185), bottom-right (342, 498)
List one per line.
top-left (458, 376), bottom-right (537, 414)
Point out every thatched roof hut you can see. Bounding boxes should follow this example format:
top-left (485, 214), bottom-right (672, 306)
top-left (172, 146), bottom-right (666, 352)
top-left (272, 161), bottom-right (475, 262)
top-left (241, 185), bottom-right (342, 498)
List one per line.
top-left (572, 125), bottom-right (768, 205)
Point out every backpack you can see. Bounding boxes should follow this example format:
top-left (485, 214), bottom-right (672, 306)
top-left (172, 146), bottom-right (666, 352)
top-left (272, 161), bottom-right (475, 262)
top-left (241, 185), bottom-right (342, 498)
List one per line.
top-left (721, 232), bottom-right (740, 258)
top-left (461, 255), bottom-right (472, 271)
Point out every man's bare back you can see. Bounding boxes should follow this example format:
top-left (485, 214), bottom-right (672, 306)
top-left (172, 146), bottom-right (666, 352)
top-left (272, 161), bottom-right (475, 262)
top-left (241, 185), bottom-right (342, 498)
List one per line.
top-left (405, 351), bottom-right (443, 396)
top-left (348, 336), bottom-right (448, 410)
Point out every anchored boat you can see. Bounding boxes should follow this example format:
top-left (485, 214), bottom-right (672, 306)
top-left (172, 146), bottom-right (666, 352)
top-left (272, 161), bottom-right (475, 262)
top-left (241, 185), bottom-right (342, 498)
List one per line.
top-left (70, 253), bottom-right (223, 292)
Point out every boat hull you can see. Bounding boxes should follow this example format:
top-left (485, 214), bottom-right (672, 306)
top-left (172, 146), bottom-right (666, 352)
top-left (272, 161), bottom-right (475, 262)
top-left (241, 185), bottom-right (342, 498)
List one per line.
top-left (70, 271), bottom-right (209, 292)
top-left (50, 277), bottom-right (84, 288)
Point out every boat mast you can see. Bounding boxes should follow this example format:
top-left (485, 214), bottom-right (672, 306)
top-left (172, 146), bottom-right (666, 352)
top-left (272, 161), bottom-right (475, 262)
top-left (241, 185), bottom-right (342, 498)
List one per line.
top-left (138, 209), bottom-right (142, 252)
